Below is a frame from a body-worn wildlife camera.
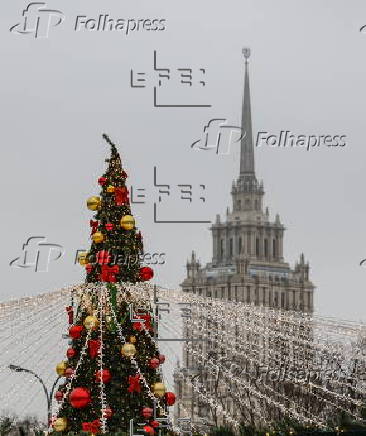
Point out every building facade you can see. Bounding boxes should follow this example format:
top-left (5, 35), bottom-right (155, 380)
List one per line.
top-left (181, 48), bottom-right (314, 312)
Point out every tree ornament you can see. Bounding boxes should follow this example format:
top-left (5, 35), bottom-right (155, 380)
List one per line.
top-left (66, 348), bottom-right (77, 358)
top-left (150, 421), bottom-right (160, 428)
top-left (142, 407), bottom-right (153, 419)
top-left (120, 215), bottom-right (135, 230)
top-left (56, 361), bottom-right (67, 376)
top-left (158, 354), bottom-right (165, 364)
top-left (92, 231), bottom-right (104, 243)
top-left (103, 407), bottom-right (113, 419)
top-left (98, 177), bottom-right (107, 185)
top-left (97, 250), bottom-right (110, 264)
top-left (88, 339), bottom-right (101, 358)
top-left (69, 325), bottom-right (84, 339)
top-left (90, 220), bottom-right (99, 234)
top-left (149, 358), bottom-right (160, 369)
top-left (121, 343), bottom-right (136, 357)
top-left (85, 263), bottom-right (93, 273)
top-left (55, 391), bottom-right (63, 402)
top-left (66, 306), bottom-right (73, 324)
top-left (128, 374), bottom-right (141, 393)
top-left (53, 417), bottom-right (67, 432)
top-left (122, 170), bottom-right (128, 178)
top-left (78, 252), bottom-right (88, 265)
top-left (115, 186), bottom-right (129, 205)
top-left (99, 264), bottom-right (119, 282)
top-left (140, 267), bottom-right (154, 281)
top-left (105, 222), bottom-right (114, 231)
top-left (152, 382), bottom-right (166, 397)
top-left (143, 425), bottom-right (154, 435)
top-left (69, 387), bottom-right (91, 408)
top-left (95, 369), bottom-right (112, 383)
top-left (129, 335), bottom-right (137, 343)
top-left (87, 196), bottom-right (101, 211)
top-left (106, 185), bottom-right (115, 193)
top-left (65, 368), bottom-right (74, 378)
top-left (82, 419), bottom-right (100, 433)
top-left (84, 315), bottom-right (99, 330)
top-left (165, 392), bottom-right (176, 406)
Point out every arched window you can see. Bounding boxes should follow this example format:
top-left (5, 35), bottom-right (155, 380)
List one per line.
top-left (256, 238), bottom-right (260, 257)
top-left (238, 237), bottom-right (242, 254)
top-left (229, 238), bottom-right (233, 257)
top-left (264, 239), bottom-right (268, 258)
top-left (220, 239), bottom-right (224, 257)
top-left (273, 238), bottom-right (277, 258)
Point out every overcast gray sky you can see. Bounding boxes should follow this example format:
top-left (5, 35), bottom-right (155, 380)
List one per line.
top-left (1, 0), bottom-right (366, 321)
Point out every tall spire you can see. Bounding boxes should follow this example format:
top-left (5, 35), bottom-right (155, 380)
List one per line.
top-left (240, 48), bottom-right (255, 176)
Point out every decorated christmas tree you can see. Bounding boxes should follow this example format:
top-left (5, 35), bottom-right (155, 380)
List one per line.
top-left (52, 134), bottom-right (175, 435)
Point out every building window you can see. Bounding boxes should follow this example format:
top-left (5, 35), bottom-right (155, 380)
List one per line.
top-left (281, 293), bottom-right (285, 308)
top-left (229, 238), bottom-right (233, 257)
top-left (264, 239), bottom-right (268, 258)
top-left (220, 239), bottom-right (224, 257)
top-left (238, 237), bottom-right (242, 254)
top-left (255, 288), bottom-right (259, 305)
top-left (255, 199), bottom-right (259, 210)
top-left (228, 287), bottom-right (231, 301)
top-left (247, 233), bottom-right (251, 254)
top-left (246, 286), bottom-right (251, 303)
top-left (237, 200), bottom-right (241, 210)
top-left (234, 286), bottom-right (238, 302)
top-left (256, 238), bottom-right (260, 257)
top-left (273, 238), bottom-right (277, 258)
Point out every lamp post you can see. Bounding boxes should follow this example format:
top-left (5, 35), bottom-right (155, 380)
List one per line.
top-left (8, 364), bottom-right (61, 424)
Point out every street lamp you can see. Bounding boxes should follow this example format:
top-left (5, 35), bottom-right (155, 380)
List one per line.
top-left (8, 364), bottom-right (61, 424)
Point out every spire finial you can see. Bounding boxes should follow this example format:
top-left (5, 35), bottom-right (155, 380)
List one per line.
top-left (240, 48), bottom-right (255, 177)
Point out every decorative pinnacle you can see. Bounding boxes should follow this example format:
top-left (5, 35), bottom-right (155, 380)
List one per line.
top-left (242, 47), bottom-right (251, 60)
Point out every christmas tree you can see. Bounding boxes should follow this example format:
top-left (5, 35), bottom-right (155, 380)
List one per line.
top-left (52, 134), bottom-right (175, 435)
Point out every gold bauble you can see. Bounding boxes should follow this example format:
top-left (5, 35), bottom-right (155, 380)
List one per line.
top-left (121, 343), bottom-right (136, 357)
top-left (56, 361), bottom-right (68, 376)
top-left (84, 315), bottom-right (99, 330)
top-left (120, 215), bottom-right (135, 230)
top-left (78, 252), bottom-right (88, 265)
top-left (92, 232), bottom-right (104, 243)
top-left (53, 417), bottom-right (68, 432)
top-left (106, 185), bottom-right (115, 193)
top-left (129, 335), bottom-right (137, 343)
top-left (87, 196), bottom-right (101, 211)
top-left (152, 382), bottom-right (166, 397)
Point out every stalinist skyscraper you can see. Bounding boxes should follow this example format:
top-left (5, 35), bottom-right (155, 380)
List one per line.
top-left (181, 48), bottom-right (314, 312)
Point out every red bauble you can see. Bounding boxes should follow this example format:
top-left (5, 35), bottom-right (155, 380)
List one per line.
top-left (103, 408), bottom-right (113, 419)
top-left (158, 354), bottom-right (165, 364)
top-left (105, 223), bottom-right (114, 231)
top-left (121, 171), bottom-right (128, 179)
top-left (98, 177), bottom-right (107, 185)
top-left (69, 387), bottom-right (91, 408)
top-left (143, 425), bottom-right (154, 435)
top-left (148, 358), bottom-right (160, 369)
top-left (65, 368), bottom-right (74, 378)
top-left (95, 369), bottom-right (112, 384)
top-left (69, 325), bottom-right (84, 339)
top-left (97, 250), bottom-right (111, 265)
top-left (55, 391), bottom-right (63, 402)
top-left (142, 407), bottom-right (153, 419)
top-left (150, 421), bottom-right (160, 428)
top-left (139, 267), bottom-right (154, 281)
top-left (85, 263), bottom-right (93, 273)
top-left (165, 392), bottom-right (176, 406)
top-left (66, 348), bottom-right (77, 358)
